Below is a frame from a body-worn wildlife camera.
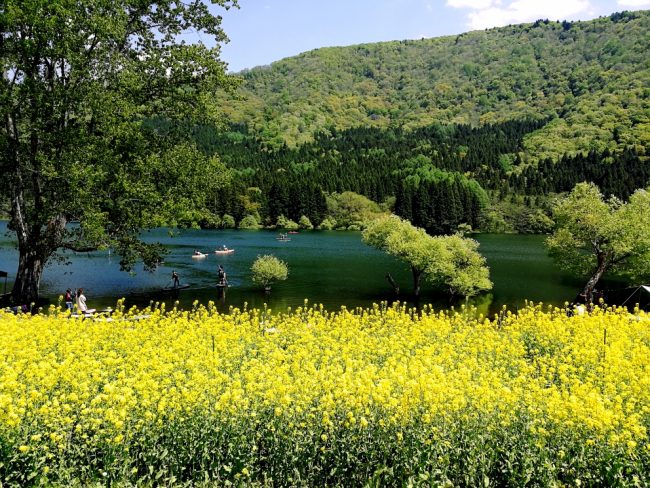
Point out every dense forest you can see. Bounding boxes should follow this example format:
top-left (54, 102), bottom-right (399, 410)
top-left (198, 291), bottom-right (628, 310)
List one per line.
top-left (182, 116), bottom-right (649, 234)
top-left (179, 11), bottom-right (649, 234)
top-left (215, 11), bottom-right (649, 164)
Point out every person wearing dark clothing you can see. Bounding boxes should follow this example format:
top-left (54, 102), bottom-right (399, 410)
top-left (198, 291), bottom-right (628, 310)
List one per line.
top-left (171, 271), bottom-right (180, 288)
top-left (218, 265), bottom-right (227, 285)
top-left (64, 289), bottom-right (73, 311)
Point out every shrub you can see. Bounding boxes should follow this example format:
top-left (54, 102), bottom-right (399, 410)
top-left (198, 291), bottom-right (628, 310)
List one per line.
top-left (251, 255), bottom-right (289, 290)
top-left (238, 214), bottom-right (260, 229)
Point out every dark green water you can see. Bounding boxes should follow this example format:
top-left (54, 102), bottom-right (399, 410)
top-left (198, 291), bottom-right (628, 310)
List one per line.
top-left (0, 222), bottom-right (588, 315)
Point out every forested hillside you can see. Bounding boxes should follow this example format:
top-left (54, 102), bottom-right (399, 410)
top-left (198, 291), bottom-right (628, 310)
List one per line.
top-left (189, 118), bottom-right (648, 234)
top-left (217, 11), bottom-right (649, 163)
top-left (77, 11), bottom-right (650, 235)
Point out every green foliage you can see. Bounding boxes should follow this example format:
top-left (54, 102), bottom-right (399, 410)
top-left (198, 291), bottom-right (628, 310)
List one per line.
top-left (1, 0), bottom-right (239, 303)
top-left (251, 255), bottom-right (289, 289)
top-left (276, 215), bottom-right (299, 230)
top-left (363, 215), bottom-right (492, 297)
top-left (200, 116), bottom-right (647, 237)
top-left (318, 217), bottom-right (336, 230)
top-left (432, 234), bottom-right (493, 297)
top-left (221, 214), bottom-right (236, 229)
top-left (238, 215), bottom-right (260, 229)
top-left (298, 215), bottom-right (314, 230)
top-left (546, 182), bottom-right (650, 297)
top-left (480, 197), bottom-right (555, 234)
top-left (326, 192), bottom-right (387, 230)
top-left (218, 12), bottom-right (650, 162)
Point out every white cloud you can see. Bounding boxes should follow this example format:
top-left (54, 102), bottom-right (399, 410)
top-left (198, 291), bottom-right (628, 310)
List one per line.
top-left (449, 0), bottom-right (593, 30)
top-left (617, 0), bottom-right (650, 6)
top-left (447, 0), bottom-right (495, 7)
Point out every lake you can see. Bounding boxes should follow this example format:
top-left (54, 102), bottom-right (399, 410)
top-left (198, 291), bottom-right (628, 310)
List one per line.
top-left (0, 222), bottom-right (590, 315)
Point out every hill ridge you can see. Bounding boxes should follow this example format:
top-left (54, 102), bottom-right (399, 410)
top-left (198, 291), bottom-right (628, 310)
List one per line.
top-left (217, 10), bottom-right (649, 162)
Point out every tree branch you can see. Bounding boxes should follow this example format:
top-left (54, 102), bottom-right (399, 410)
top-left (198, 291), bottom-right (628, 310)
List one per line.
top-left (385, 273), bottom-right (400, 295)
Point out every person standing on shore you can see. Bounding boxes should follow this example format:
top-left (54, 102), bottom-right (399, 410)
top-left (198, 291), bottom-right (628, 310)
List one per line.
top-left (76, 288), bottom-right (88, 313)
top-left (64, 289), bottom-right (73, 311)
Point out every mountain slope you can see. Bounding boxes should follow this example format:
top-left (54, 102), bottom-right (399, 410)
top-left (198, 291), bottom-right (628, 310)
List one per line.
top-left (218, 11), bottom-right (649, 162)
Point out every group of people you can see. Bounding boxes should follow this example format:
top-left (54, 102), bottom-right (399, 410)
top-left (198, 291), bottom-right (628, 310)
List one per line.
top-left (62, 264), bottom-right (229, 313)
top-left (170, 264), bottom-right (227, 288)
top-left (64, 288), bottom-right (90, 313)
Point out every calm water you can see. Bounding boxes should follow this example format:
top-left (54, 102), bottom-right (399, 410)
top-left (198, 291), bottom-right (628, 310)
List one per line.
top-left (0, 222), bottom-right (589, 315)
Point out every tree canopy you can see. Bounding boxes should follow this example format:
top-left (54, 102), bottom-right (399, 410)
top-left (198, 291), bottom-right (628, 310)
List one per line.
top-left (546, 182), bottom-right (650, 303)
top-left (251, 255), bottom-right (289, 290)
top-left (215, 11), bottom-right (650, 162)
top-left (362, 215), bottom-right (492, 299)
top-left (1, 0), bottom-right (238, 303)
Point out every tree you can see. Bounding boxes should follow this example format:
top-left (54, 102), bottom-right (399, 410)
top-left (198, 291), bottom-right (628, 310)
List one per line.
top-left (326, 191), bottom-right (385, 229)
top-left (238, 215), bottom-right (260, 229)
top-left (362, 215), bottom-right (492, 299)
top-left (1, 0), bottom-right (239, 304)
top-left (432, 234), bottom-right (492, 297)
top-left (221, 214), bottom-right (236, 229)
top-left (276, 215), bottom-right (299, 230)
top-left (251, 255), bottom-right (289, 291)
top-left (298, 215), bottom-right (313, 230)
top-left (546, 183), bottom-right (650, 304)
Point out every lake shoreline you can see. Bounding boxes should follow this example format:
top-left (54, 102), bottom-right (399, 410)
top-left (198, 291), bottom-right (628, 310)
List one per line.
top-left (0, 225), bottom-right (629, 316)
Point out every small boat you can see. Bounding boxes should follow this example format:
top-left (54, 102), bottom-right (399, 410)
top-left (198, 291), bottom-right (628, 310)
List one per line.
top-left (161, 283), bottom-right (190, 292)
top-left (192, 252), bottom-right (208, 259)
top-left (288, 231), bottom-right (299, 234)
top-left (276, 233), bottom-right (291, 242)
top-left (214, 248), bottom-right (235, 255)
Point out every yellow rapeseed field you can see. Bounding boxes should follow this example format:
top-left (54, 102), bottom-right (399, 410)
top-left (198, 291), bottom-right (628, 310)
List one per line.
top-left (0, 301), bottom-right (648, 486)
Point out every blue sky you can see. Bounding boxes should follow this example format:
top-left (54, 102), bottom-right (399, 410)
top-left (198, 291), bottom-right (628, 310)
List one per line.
top-left (205, 0), bottom-right (650, 72)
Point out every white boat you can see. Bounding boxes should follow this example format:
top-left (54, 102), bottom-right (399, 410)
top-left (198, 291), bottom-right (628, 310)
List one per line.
top-left (214, 248), bottom-right (235, 255)
top-left (192, 252), bottom-right (208, 259)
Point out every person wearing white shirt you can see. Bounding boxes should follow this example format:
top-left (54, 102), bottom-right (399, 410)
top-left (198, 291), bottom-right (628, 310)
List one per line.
top-left (76, 288), bottom-right (88, 312)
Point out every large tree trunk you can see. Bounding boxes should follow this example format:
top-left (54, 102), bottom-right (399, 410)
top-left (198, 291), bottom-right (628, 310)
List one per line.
top-left (11, 247), bottom-right (47, 305)
top-left (580, 253), bottom-right (610, 306)
top-left (9, 188), bottom-right (65, 304)
top-left (411, 266), bottom-right (423, 300)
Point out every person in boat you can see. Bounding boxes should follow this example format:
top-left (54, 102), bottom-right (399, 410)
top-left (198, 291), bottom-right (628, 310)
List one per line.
top-left (222, 245), bottom-right (228, 251)
top-left (171, 271), bottom-right (180, 288)
top-left (218, 265), bottom-right (227, 285)
top-left (194, 249), bottom-right (202, 256)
